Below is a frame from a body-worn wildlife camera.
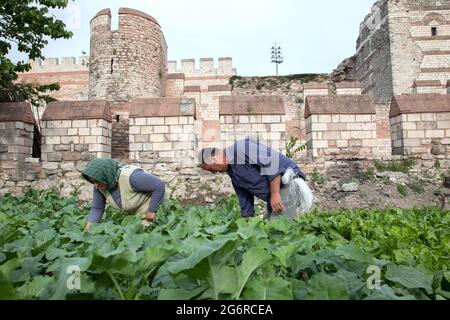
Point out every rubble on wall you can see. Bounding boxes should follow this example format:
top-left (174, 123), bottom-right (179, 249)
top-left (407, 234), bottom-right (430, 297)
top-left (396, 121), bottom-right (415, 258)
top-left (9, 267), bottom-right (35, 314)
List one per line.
top-left (330, 55), bottom-right (356, 82)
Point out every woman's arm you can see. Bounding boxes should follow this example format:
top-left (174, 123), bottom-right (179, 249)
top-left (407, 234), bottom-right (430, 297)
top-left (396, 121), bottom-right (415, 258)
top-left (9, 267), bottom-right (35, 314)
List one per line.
top-left (129, 169), bottom-right (166, 220)
top-left (85, 188), bottom-right (106, 229)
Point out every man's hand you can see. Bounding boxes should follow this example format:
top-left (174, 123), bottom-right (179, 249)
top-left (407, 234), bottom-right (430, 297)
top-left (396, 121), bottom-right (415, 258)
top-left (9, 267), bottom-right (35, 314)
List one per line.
top-left (270, 176), bottom-right (285, 214)
top-left (270, 192), bottom-right (285, 214)
top-left (146, 212), bottom-right (156, 222)
top-left (84, 223), bottom-right (93, 231)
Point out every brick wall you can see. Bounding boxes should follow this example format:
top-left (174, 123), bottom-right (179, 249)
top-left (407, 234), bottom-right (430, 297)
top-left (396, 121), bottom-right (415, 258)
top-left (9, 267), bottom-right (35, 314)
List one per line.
top-left (18, 57), bottom-right (89, 102)
top-left (128, 98), bottom-right (196, 167)
top-left (355, 0), bottom-right (450, 102)
top-left (0, 103), bottom-right (39, 180)
top-left (219, 96), bottom-right (287, 152)
top-left (40, 101), bottom-right (112, 175)
top-left (129, 116), bottom-right (195, 165)
top-left (305, 95), bottom-right (380, 159)
top-left (390, 94), bottom-right (450, 168)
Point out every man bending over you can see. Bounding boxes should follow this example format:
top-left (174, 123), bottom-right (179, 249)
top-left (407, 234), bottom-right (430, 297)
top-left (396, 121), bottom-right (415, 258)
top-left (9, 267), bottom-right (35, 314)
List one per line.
top-left (199, 138), bottom-right (313, 218)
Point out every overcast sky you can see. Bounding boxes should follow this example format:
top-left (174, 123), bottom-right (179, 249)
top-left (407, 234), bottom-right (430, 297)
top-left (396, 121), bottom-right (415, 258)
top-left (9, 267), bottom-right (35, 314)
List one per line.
top-left (11, 0), bottom-right (375, 76)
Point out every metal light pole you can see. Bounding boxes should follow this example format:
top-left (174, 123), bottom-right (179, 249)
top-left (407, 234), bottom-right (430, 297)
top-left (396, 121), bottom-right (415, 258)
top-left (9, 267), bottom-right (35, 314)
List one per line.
top-left (271, 43), bottom-right (284, 76)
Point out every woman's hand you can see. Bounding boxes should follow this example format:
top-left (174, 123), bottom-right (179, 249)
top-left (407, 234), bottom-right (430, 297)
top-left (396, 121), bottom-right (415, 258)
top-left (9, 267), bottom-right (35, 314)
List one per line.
top-left (146, 212), bottom-right (156, 222)
top-left (84, 223), bottom-right (93, 231)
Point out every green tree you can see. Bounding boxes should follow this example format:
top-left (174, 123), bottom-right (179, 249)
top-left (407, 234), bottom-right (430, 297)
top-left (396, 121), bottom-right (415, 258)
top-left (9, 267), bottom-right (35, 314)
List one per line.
top-left (0, 0), bottom-right (73, 105)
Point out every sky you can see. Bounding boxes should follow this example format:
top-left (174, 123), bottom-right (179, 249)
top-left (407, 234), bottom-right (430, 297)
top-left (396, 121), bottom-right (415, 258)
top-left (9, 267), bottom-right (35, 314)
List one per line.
top-left (11, 0), bottom-right (376, 76)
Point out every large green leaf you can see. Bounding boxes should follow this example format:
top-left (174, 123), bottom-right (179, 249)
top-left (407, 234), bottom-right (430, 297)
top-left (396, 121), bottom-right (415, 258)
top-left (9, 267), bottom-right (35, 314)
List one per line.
top-left (0, 271), bottom-right (17, 299)
top-left (158, 286), bottom-right (206, 300)
top-left (386, 264), bottom-right (433, 292)
top-left (243, 276), bottom-right (293, 300)
top-left (167, 238), bottom-right (232, 274)
top-left (334, 244), bottom-right (374, 264)
top-left (364, 285), bottom-right (417, 300)
top-left (306, 273), bottom-right (349, 300)
top-left (17, 276), bottom-right (53, 299)
top-left (234, 248), bottom-right (272, 299)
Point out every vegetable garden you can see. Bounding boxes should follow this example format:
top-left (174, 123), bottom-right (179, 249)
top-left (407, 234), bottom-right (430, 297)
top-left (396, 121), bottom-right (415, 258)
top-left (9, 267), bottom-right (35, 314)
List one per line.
top-left (0, 189), bottom-right (449, 300)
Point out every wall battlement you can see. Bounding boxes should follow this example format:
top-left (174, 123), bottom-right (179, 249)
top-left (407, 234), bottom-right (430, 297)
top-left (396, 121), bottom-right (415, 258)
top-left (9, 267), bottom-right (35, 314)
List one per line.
top-left (168, 58), bottom-right (237, 78)
top-left (28, 57), bottom-right (89, 73)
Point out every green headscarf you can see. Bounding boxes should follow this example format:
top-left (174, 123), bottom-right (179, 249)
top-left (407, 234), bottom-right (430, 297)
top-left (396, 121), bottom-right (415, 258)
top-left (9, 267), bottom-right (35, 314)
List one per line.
top-left (81, 158), bottom-right (125, 191)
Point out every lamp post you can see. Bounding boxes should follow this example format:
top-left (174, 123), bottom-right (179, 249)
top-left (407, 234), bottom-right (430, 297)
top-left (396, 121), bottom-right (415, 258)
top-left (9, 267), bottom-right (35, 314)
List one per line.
top-left (271, 43), bottom-right (284, 76)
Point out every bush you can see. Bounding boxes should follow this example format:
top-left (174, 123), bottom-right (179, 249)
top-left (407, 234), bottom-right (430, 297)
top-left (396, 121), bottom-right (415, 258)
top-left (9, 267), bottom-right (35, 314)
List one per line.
top-left (407, 179), bottom-right (426, 194)
top-left (374, 157), bottom-right (416, 174)
top-left (309, 169), bottom-right (326, 186)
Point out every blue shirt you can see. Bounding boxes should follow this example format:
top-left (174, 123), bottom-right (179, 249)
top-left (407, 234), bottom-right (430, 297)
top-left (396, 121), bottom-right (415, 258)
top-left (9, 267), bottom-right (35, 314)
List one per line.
top-left (225, 138), bottom-right (306, 217)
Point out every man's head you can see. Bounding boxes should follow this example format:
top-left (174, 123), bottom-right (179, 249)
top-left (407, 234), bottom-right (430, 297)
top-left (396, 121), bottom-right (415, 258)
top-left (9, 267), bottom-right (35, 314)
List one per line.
top-left (198, 148), bottom-right (228, 172)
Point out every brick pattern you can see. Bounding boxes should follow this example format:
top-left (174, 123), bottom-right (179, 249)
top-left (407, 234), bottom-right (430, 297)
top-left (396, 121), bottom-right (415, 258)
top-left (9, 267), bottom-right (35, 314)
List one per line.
top-left (305, 114), bottom-right (379, 159)
top-left (220, 114), bottom-right (287, 152)
top-left (18, 70), bottom-right (89, 102)
top-left (390, 112), bottom-right (450, 167)
top-left (129, 116), bottom-right (195, 165)
top-left (0, 122), bottom-right (34, 175)
top-left (40, 119), bottom-right (112, 173)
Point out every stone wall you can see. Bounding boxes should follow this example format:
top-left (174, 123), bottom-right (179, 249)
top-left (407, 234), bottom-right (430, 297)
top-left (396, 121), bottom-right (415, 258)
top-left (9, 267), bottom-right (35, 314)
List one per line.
top-left (389, 93), bottom-right (450, 168)
top-left (40, 101), bottom-right (112, 175)
top-left (0, 103), bottom-right (38, 180)
top-left (219, 96), bottom-right (287, 151)
top-left (89, 8), bottom-right (167, 101)
top-left (305, 95), bottom-right (380, 159)
top-left (354, 0), bottom-right (450, 103)
top-left (128, 98), bottom-right (196, 167)
top-left (355, 0), bottom-right (392, 103)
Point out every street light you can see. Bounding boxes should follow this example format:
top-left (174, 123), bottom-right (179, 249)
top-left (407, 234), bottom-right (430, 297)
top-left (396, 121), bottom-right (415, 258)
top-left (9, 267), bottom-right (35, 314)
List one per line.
top-left (271, 43), bottom-right (284, 76)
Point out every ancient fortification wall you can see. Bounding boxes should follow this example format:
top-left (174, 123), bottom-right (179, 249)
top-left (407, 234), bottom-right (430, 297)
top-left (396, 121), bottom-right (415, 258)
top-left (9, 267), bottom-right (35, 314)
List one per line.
top-left (4, 3), bottom-right (450, 203)
top-left (355, 0), bottom-right (450, 103)
top-left (89, 8), bottom-right (167, 101)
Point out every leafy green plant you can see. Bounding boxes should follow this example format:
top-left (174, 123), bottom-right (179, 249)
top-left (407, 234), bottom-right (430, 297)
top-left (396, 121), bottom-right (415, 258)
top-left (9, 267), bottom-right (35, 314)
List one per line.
top-left (407, 178), bottom-right (426, 194)
top-left (397, 184), bottom-right (408, 197)
top-left (374, 157), bottom-right (416, 174)
top-left (285, 137), bottom-right (306, 159)
top-left (0, 0), bottom-right (74, 106)
top-left (0, 189), bottom-right (449, 300)
top-left (360, 168), bottom-right (376, 182)
top-left (309, 169), bottom-right (326, 187)
top-left (434, 160), bottom-right (441, 170)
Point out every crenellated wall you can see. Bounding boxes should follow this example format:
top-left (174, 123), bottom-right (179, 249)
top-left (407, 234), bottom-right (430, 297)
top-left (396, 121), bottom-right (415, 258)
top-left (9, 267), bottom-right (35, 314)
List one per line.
top-left (18, 57), bottom-right (89, 102)
top-left (168, 57), bottom-right (236, 79)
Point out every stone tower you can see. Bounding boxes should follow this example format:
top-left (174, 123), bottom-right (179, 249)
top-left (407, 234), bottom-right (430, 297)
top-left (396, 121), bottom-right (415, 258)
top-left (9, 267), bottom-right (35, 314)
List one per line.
top-left (355, 0), bottom-right (450, 103)
top-left (89, 8), bottom-right (168, 101)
